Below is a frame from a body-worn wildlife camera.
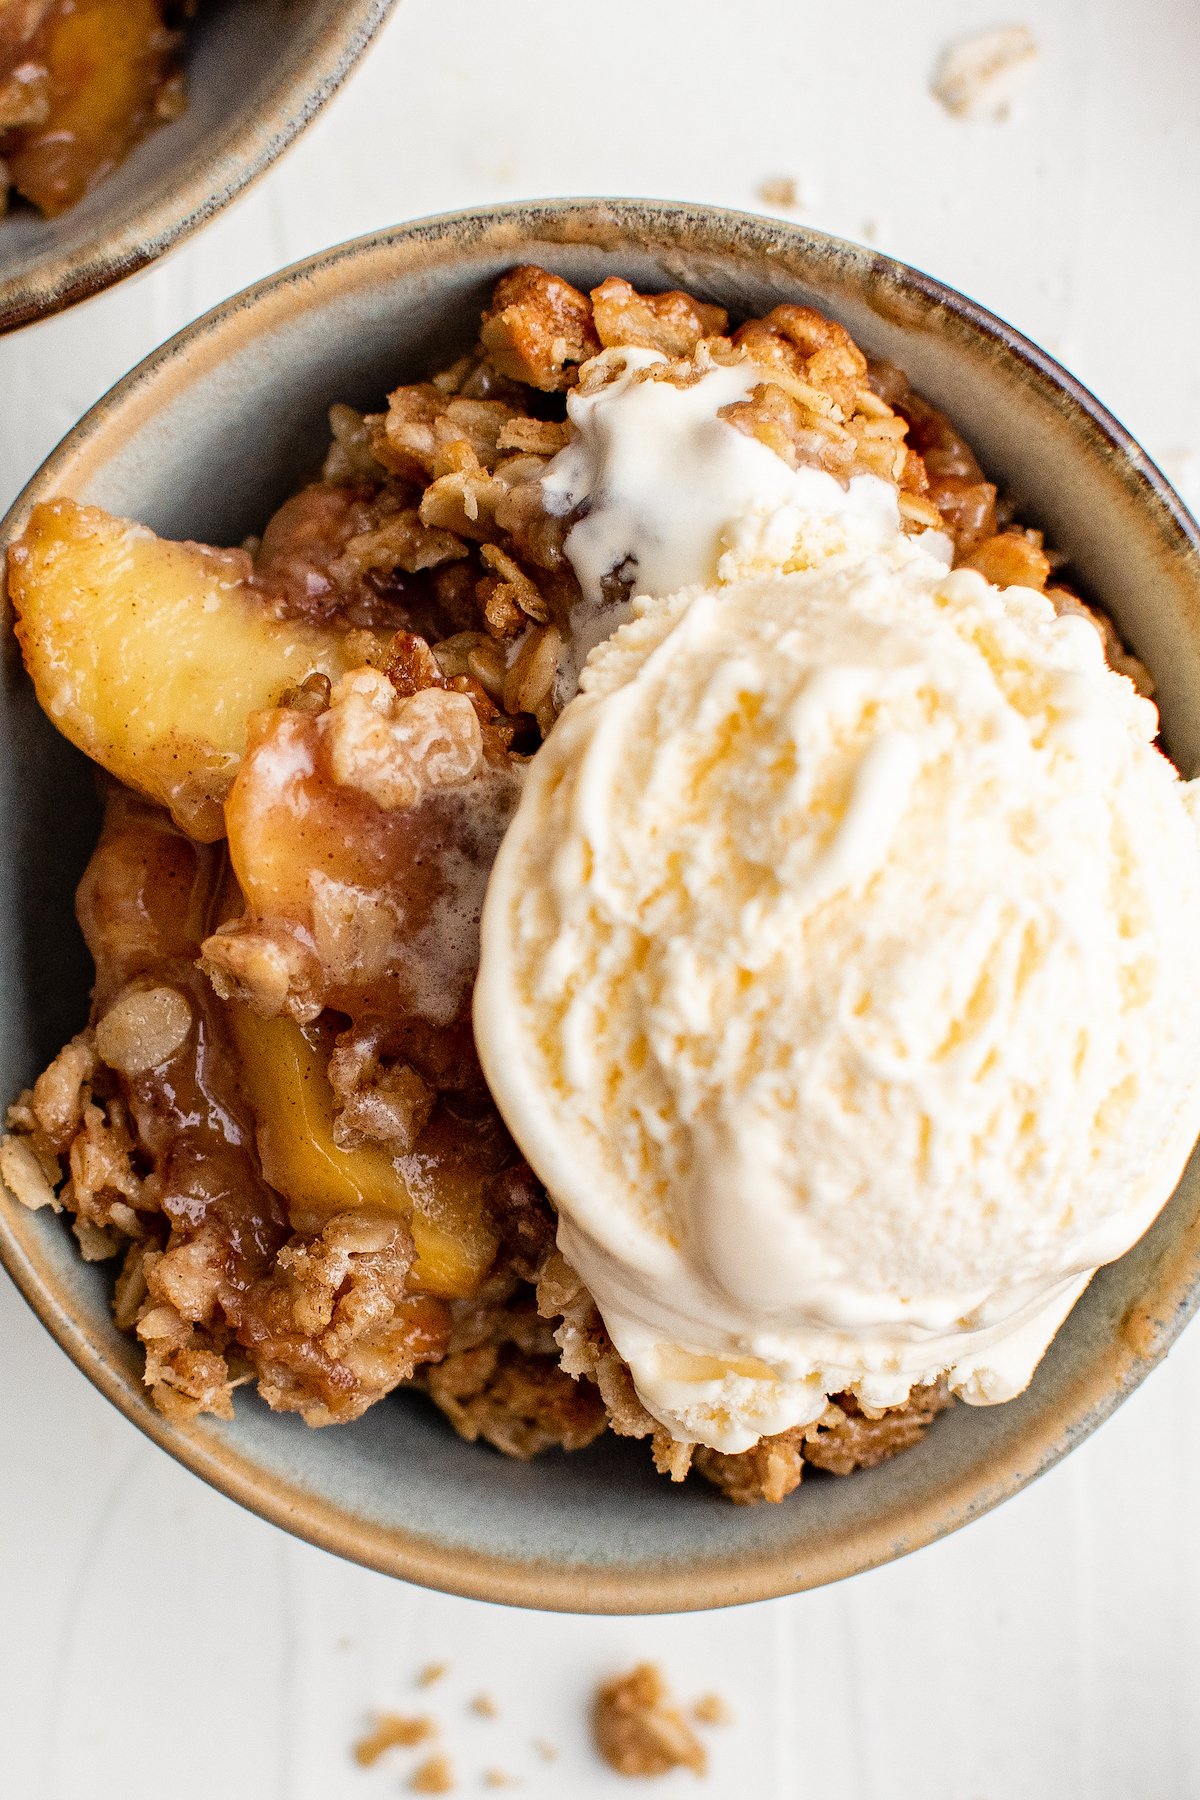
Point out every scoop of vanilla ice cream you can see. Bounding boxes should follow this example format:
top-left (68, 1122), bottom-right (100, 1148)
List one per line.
top-left (475, 542), bottom-right (1200, 1453)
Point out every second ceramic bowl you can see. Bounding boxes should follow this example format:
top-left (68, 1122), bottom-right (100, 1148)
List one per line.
top-left (3, 199), bottom-right (1200, 1612)
top-left (0, 0), bottom-right (397, 333)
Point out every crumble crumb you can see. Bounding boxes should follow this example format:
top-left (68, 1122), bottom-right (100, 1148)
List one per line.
top-left (757, 175), bottom-right (799, 211)
top-left (693, 1693), bottom-right (734, 1727)
top-left (410, 1754), bottom-right (455, 1794)
top-left (932, 25), bottom-right (1038, 121)
top-left (482, 1774), bottom-right (516, 1790)
top-left (417, 1662), bottom-right (450, 1688)
top-left (470, 1693), bottom-right (499, 1718)
top-left (353, 1713), bottom-right (437, 1766)
top-left (532, 1739), bottom-right (559, 1763)
top-left (594, 1664), bottom-right (707, 1779)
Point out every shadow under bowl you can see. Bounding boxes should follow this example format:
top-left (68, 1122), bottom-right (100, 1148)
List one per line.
top-left (0, 0), bottom-right (397, 333)
top-left (3, 199), bottom-right (1200, 1612)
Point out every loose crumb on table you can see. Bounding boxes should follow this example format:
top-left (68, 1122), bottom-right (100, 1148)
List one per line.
top-left (757, 175), bottom-right (800, 210)
top-left (417, 1662), bottom-right (450, 1688)
top-left (693, 1693), bottom-right (734, 1728)
top-left (594, 1664), bottom-right (708, 1779)
top-left (470, 1693), bottom-right (499, 1718)
top-left (353, 1714), bottom-right (436, 1766)
top-left (931, 24), bottom-right (1038, 121)
top-left (410, 1753), bottom-right (456, 1794)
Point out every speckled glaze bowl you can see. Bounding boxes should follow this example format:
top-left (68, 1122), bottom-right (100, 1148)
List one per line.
top-left (0, 0), bottom-right (397, 333)
top-left (3, 200), bottom-right (1200, 1613)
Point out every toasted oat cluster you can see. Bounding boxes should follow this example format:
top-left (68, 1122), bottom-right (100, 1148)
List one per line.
top-left (0, 0), bottom-right (192, 220)
top-left (2, 266), bottom-right (1147, 1503)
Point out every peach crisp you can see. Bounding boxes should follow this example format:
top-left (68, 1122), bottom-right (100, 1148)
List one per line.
top-left (1, 267), bottom-right (1148, 1501)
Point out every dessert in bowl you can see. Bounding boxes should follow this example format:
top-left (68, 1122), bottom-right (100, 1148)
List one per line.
top-left (0, 0), bottom-right (397, 331)
top-left (1, 0), bottom-right (195, 223)
top-left (2, 201), bottom-right (1199, 1609)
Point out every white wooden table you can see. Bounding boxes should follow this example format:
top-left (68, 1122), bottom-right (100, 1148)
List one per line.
top-left (4, 4), bottom-right (1200, 1794)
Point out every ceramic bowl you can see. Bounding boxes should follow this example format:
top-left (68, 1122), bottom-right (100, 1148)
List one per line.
top-left (3, 200), bottom-right (1199, 1613)
top-left (0, 0), bottom-right (397, 333)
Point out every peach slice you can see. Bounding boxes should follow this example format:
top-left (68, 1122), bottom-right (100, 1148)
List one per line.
top-left (228, 1006), bottom-right (502, 1299)
top-left (8, 499), bottom-right (357, 841)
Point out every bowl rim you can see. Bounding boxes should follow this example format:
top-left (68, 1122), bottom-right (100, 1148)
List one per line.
top-left (0, 0), bottom-right (398, 335)
top-left (3, 196), bottom-right (1200, 1613)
